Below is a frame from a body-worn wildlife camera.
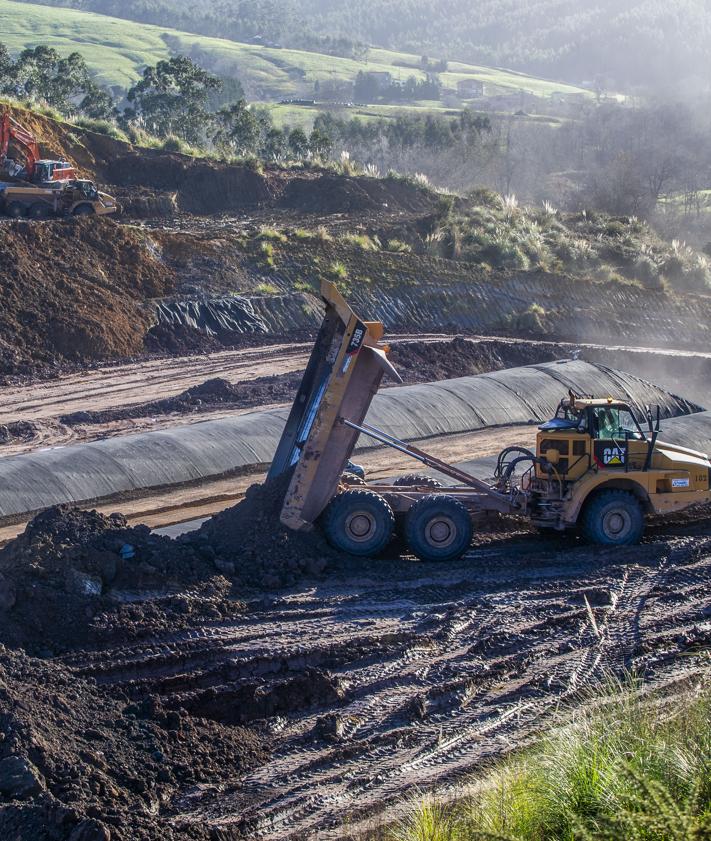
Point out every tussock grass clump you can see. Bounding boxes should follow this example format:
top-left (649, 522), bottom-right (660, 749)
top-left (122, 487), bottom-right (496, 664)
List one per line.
top-left (254, 282), bottom-right (279, 295)
top-left (386, 239), bottom-right (413, 254)
top-left (388, 676), bottom-right (711, 841)
top-left (257, 226), bottom-right (288, 243)
top-left (341, 233), bottom-right (381, 251)
top-left (328, 260), bottom-right (348, 281)
top-left (72, 117), bottom-right (128, 141)
top-left (434, 192), bottom-right (710, 291)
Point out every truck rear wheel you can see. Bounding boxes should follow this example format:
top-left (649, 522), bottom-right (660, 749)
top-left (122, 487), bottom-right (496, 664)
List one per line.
top-left (393, 474), bottom-right (442, 490)
top-left (323, 490), bottom-right (395, 556)
top-left (580, 489), bottom-right (644, 546)
top-left (405, 494), bottom-right (473, 562)
top-left (28, 202), bottom-right (49, 219)
top-left (6, 201), bottom-right (25, 218)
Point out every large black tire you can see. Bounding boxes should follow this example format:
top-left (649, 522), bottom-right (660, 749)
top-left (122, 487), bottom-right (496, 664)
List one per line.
top-left (28, 202), bottom-right (50, 220)
top-left (6, 201), bottom-right (25, 219)
top-left (73, 203), bottom-right (94, 216)
top-left (393, 474), bottom-right (443, 490)
top-left (323, 490), bottom-right (395, 557)
top-left (580, 489), bottom-right (645, 546)
top-left (341, 472), bottom-right (366, 487)
top-left (405, 494), bottom-right (473, 562)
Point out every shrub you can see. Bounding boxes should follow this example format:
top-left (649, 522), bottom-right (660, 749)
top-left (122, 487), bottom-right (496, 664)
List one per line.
top-left (73, 118), bottom-right (127, 141)
top-left (254, 282), bottom-right (279, 295)
top-left (386, 239), bottom-right (412, 253)
top-left (160, 135), bottom-right (191, 154)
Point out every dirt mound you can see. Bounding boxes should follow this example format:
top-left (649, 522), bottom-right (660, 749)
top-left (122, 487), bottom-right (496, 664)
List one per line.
top-left (0, 506), bottom-right (220, 654)
top-left (0, 473), bottom-right (338, 653)
top-left (0, 420), bottom-right (38, 445)
top-left (194, 471), bottom-right (342, 589)
top-left (388, 337), bottom-right (561, 383)
top-left (0, 218), bottom-right (175, 375)
top-left (106, 153), bottom-right (273, 214)
top-left (0, 646), bottom-right (266, 841)
top-left (60, 373), bottom-right (301, 426)
top-left (279, 174), bottom-right (436, 215)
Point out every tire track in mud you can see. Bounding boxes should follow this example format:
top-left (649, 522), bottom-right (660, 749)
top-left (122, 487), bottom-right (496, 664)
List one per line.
top-left (59, 528), bottom-right (711, 839)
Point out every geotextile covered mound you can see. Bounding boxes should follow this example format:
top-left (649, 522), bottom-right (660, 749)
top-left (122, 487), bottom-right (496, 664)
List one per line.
top-left (0, 646), bottom-right (267, 841)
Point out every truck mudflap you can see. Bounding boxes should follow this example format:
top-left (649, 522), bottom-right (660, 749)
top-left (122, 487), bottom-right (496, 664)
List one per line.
top-left (270, 280), bottom-right (400, 531)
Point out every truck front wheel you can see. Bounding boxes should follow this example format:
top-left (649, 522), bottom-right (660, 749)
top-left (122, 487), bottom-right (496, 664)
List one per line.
top-left (323, 490), bottom-right (395, 556)
top-left (73, 204), bottom-right (94, 216)
top-left (405, 494), bottom-right (473, 562)
top-left (580, 489), bottom-right (645, 546)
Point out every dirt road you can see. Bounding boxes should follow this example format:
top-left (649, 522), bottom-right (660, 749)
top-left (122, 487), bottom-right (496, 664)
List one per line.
top-left (58, 518), bottom-right (711, 839)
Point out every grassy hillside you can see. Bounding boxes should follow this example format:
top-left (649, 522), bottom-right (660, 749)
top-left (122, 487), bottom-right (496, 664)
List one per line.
top-left (0, 0), bottom-right (590, 101)
top-left (8, 0), bottom-right (711, 90)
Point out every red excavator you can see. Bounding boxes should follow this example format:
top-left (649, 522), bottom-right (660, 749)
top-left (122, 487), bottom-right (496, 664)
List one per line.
top-left (0, 109), bottom-right (76, 183)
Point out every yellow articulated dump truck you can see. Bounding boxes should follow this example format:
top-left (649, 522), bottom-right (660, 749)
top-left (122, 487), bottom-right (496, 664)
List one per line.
top-left (269, 281), bottom-right (711, 561)
top-left (0, 179), bottom-right (118, 219)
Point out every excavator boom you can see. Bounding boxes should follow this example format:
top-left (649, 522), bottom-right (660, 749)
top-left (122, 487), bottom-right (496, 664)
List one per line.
top-left (1, 109), bottom-right (75, 182)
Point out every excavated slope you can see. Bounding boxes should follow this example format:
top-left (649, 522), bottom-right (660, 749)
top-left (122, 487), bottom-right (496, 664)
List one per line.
top-left (0, 218), bottom-right (175, 374)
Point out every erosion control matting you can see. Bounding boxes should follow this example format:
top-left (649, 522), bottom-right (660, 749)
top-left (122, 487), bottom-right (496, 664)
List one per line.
top-left (0, 361), bottom-right (701, 521)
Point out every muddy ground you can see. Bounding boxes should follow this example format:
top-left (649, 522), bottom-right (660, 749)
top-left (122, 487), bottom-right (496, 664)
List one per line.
top-left (1, 490), bottom-right (709, 840)
top-left (2, 104), bottom-right (710, 841)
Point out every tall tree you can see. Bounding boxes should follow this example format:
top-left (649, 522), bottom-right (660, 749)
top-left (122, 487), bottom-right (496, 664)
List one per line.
top-left (126, 56), bottom-right (221, 142)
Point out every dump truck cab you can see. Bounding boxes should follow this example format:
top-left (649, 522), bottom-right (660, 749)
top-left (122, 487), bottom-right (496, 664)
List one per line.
top-left (530, 395), bottom-right (711, 541)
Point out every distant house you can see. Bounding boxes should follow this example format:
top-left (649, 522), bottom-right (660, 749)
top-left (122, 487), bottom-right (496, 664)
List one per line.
top-left (457, 78), bottom-right (485, 98)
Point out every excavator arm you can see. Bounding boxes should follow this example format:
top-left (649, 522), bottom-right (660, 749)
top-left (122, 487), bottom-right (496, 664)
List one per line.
top-left (1, 111), bottom-right (41, 177)
top-left (1, 110), bottom-right (75, 182)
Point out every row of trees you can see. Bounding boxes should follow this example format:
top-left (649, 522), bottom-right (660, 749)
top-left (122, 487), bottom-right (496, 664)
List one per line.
top-left (0, 45), bottom-right (114, 118)
top-left (0, 42), bottom-right (333, 160)
top-left (353, 72), bottom-right (441, 104)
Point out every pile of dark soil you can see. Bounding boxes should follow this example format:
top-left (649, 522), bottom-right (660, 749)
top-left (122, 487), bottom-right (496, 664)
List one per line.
top-left (0, 646), bottom-right (267, 841)
top-left (0, 506), bottom-right (220, 654)
top-left (0, 473), bottom-right (339, 654)
top-left (0, 218), bottom-right (175, 375)
top-left (279, 174), bottom-right (437, 215)
top-left (193, 470), bottom-right (342, 589)
top-left (387, 337), bottom-right (560, 383)
top-left (143, 323), bottom-right (225, 356)
top-left (60, 373), bottom-right (301, 426)
top-left (0, 420), bottom-right (37, 445)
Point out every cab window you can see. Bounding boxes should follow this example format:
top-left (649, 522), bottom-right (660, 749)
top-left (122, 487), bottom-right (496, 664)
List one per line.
top-left (591, 408), bottom-right (641, 440)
